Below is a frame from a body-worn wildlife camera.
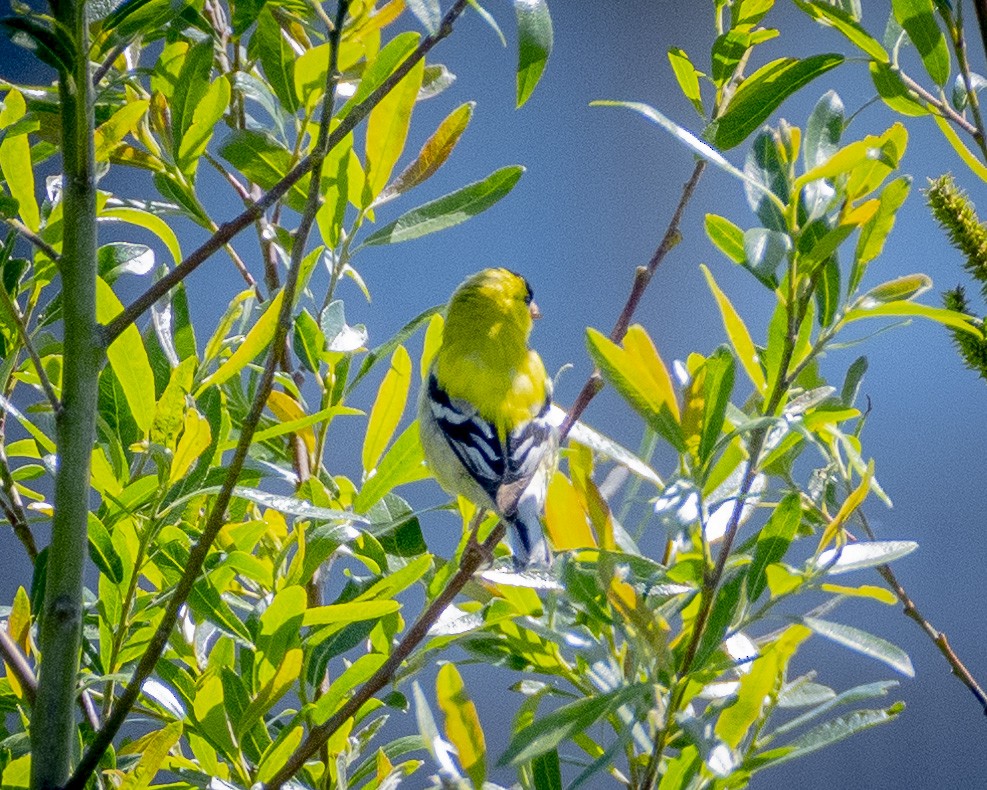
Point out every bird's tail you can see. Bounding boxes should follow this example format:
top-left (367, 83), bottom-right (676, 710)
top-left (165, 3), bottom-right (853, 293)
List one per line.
top-left (507, 495), bottom-right (551, 570)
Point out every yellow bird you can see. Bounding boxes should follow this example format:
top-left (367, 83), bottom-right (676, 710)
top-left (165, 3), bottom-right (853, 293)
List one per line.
top-left (418, 268), bottom-right (558, 568)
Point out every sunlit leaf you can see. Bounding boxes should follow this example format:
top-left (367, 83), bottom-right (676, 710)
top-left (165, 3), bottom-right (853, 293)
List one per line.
top-left (705, 214), bottom-right (745, 264)
top-left (794, 0), bottom-right (889, 62)
top-left (366, 53), bottom-right (425, 200)
top-left (844, 299), bottom-right (980, 336)
top-left (0, 90), bottom-right (40, 231)
top-left (668, 47), bottom-right (704, 117)
top-left (100, 206), bottom-right (183, 267)
top-left (893, 0), bottom-right (950, 87)
top-left (869, 61), bottom-right (930, 116)
top-left (363, 345), bottom-right (412, 471)
top-left (814, 540), bottom-right (918, 574)
top-left (712, 54), bottom-right (845, 149)
top-left (804, 617), bottom-right (914, 676)
top-left (515, 0), bottom-right (553, 107)
top-left (701, 265), bottom-right (767, 394)
top-left (748, 493), bottom-right (801, 602)
top-left (437, 663), bottom-right (486, 786)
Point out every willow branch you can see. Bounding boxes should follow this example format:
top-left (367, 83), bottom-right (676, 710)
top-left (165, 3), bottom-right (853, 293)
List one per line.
top-left (0, 451), bottom-right (38, 561)
top-left (1, 217), bottom-right (61, 262)
top-left (0, 285), bottom-right (60, 414)
top-left (0, 628), bottom-right (36, 703)
top-left (102, 0), bottom-right (471, 347)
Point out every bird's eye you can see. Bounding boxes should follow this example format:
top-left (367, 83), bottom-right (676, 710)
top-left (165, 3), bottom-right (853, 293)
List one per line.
top-left (522, 278), bottom-right (534, 305)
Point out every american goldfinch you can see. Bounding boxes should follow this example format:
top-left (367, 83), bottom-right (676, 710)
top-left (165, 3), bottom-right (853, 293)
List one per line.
top-left (418, 268), bottom-right (558, 568)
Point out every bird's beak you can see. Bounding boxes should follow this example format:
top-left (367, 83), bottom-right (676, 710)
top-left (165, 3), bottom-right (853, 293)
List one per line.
top-left (529, 300), bottom-right (542, 320)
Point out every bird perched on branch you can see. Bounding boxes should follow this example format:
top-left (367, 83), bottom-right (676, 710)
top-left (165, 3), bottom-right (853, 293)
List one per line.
top-left (418, 268), bottom-right (558, 568)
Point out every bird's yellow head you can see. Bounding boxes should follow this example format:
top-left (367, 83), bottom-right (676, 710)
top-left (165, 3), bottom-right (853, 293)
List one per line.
top-left (446, 268), bottom-right (540, 339)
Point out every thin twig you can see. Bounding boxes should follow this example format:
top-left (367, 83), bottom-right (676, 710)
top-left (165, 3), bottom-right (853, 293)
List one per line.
top-left (972, 0), bottom-right (987, 80)
top-left (559, 159), bottom-right (706, 440)
top-left (263, 516), bottom-right (502, 789)
top-left (92, 42), bottom-right (127, 87)
top-left (0, 447), bottom-right (37, 561)
top-left (66, 0), bottom-right (355, 782)
top-left (102, 0), bottom-right (471, 347)
top-left (0, 628), bottom-right (36, 703)
top-left (897, 70), bottom-right (980, 138)
top-left (1, 217), bottom-right (61, 262)
top-left (0, 285), bottom-right (60, 414)
top-left (945, 3), bottom-right (987, 161)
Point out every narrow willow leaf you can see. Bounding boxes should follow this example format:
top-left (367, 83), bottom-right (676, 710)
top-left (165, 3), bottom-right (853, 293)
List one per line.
top-left (94, 100), bottom-right (150, 163)
top-left (844, 299), bottom-right (980, 336)
top-left (794, 0), bottom-right (889, 62)
top-left (97, 277), bottom-right (156, 435)
top-left (593, 101), bottom-right (786, 215)
top-left (310, 653), bottom-right (387, 725)
top-left (366, 55), bottom-right (425, 200)
top-left (852, 176), bottom-right (911, 290)
top-left (196, 290), bottom-right (284, 394)
top-left (712, 54), bottom-right (845, 149)
top-left (804, 90), bottom-right (844, 171)
top-left (814, 540), bottom-right (918, 574)
top-left (668, 47), bottom-right (704, 117)
top-left (857, 274), bottom-right (931, 306)
top-left (362, 166), bottom-right (524, 246)
top-left (302, 600), bottom-right (400, 626)
top-left (499, 684), bottom-right (647, 766)
top-left (515, 0), bottom-right (553, 107)
top-left (892, 0), bottom-right (950, 87)
top-left (377, 102), bottom-right (475, 204)
top-left (819, 583), bottom-right (897, 604)
top-left (88, 513), bottom-right (124, 584)
top-left (770, 679), bottom-right (899, 738)
top-left (100, 206), bottom-right (182, 266)
top-left (170, 40), bottom-right (213, 153)
top-left (531, 749), bottom-right (564, 790)
top-left (363, 345), bottom-right (412, 471)
top-left (748, 493), bottom-right (801, 602)
top-left (437, 663), bottom-right (487, 786)
top-left (266, 390), bottom-right (316, 458)
top-left (354, 421), bottom-right (428, 513)
top-left (705, 214), bottom-right (745, 263)
top-left (177, 75), bottom-right (231, 175)
top-left (544, 471), bottom-right (595, 550)
top-left (701, 265), bottom-right (767, 394)
top-left (256, 726), bottom-right (305, 783)
top-left (253, 7), bottom-right (299, 114)
top-left (169, 409), bottom-right (212, 483)
top-left (699, 347), bottom-right (734, 464)
top-left (352, 305), bottom-right (441, 391)
top-left (119, 721), bottom-right (184, 781)
top-left (0, 90), bottom-right (39, 231)
top-left (804, 617), bottom-right (914, 676)
top-left (338, 32), bottom-right (421, 122)
top-left (869, 61), bottom-right (929, 116)
top-left (586, 325), bottom-right (684, 451)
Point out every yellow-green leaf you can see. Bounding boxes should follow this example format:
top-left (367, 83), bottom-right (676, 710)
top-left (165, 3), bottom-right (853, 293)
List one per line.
top-left (932, 112), bottom-right (987, 182)
top-left (302, 599), bottom-right (401, 626)
top-left (365, 53), bottom-right (425, 200)
top-left (819, 460), bottom-right (873, 551)
top-left (701, 265), bottom-right (766, 394)
top-left (420, 312), bottom-right (444, 381)
top-left (0, 89), bottom-right (39, 231)
top-left (363, 345), bottom-right (412, 471)
top-left (94, 100), bottom-right (150, 162)
top-left (177, 76), bottom-right (231, 174)
top-left (169, 408), bottom-right (212, 483)
top-left (196, 290), bottom-right (284, 394)
top-left (437, 663), bottom-right (486, 786)
top-left (844, 299), bottom-right (980, 336)
top-left (820, 583), bottom-right (897, 605)
top-left (544, 470), bottom-right (596, 550)
top-left (101, 206), bottom-right (183, 266)
top-left (119, 721), bottom-right (184, 790)
top-left (97, 277), bottom-right (156, 435)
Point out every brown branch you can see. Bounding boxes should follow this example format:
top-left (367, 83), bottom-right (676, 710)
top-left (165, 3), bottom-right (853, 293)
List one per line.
top-left (972, 0), bottom-right (987, 82)
top-left (1, 217), bottom-right (61, 263)
top-left (101, 0), bottom-right (471, 348)
top-left (0, 284), bottom-right (60, 414)
top-left (0, 628), bottom-right (36, 703)
top-left (0, 461), bottom-right (39, 561)
top-left (559, 159), bottom-right (706, 440)
top-left (263, 517), bottom-right (502, 789)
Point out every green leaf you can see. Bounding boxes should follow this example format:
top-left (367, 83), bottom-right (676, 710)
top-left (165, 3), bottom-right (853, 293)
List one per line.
top-left (302, 600), bottom-right (400, 626)
top-left (668, 48), bottom-right (704, 118)
top-left (711, 29), bottom-right (753, 88)
top-left (794, 0), bottom-right (889, 62)
top-left (88, 513), bottom-right (124, 584)
top-left (177, 75), bottom-right (231, 176)
top-left (804, 90), bottom-right (844, 171)
top-left (98, 242), bottom-right (155, 284)
top-left (515, 0), bottom-right (553, 107)
top-left (893, 0), bottom-right (950, 87)
top-left (744, 130), bottom-right (788, 231)
top-left (252, 7), bottom-right (299, 113)
top-left (932, 112), bottom-right (987, 181)
top-left (100, 206), bottom-right (183, 267)
top-left (362, 345), bottom-right (412, 471)
top-left (170, 40), bottom-right (213, 155)
top-left (869, 61), bottom-right (929, 116)
top-left (361, 166), bottom-right (524, 246)
top-left (351, 305), bottom-right (441, 391)
top-left (814, 540), bottom-right (918, 574)
top-left (804, 617), bottom-right (914, 676)
top-left (499, 684), bottom-right (647, 766)
top-left (293, 308), bottom-right (324, 374)
top-left (97, 277), bottom-right (156, 435)
top-left (705, 214), bottom-right (746, 263)
top-left (321, 299), bottom-right (368, 353)
top-left (743, 227), bottom-right (790, 288)
top-left (376, 102), bottom-right (475, 204)
top-left (852, 176), bottom-right (911, 292)
top-left (698, 347), bottom-right (734, 463)
top-left (762, 706), bottom-right (903, 769)
top-left (712, 54), bottom-right (844, 149)
top-left (531, 749), bottom-right (563, 790)
top-left (858, 274), bottom-right (931, 305)
top-left (354, 421), bottom-right (428, 513)
top-left (219, 129), bottom-right (308, 211)
top-left (748, 493), bottom-right (801, 602)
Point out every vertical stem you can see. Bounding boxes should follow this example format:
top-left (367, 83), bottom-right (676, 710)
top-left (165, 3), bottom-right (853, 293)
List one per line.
top-left (31, 0), bottom-right (100, 787)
